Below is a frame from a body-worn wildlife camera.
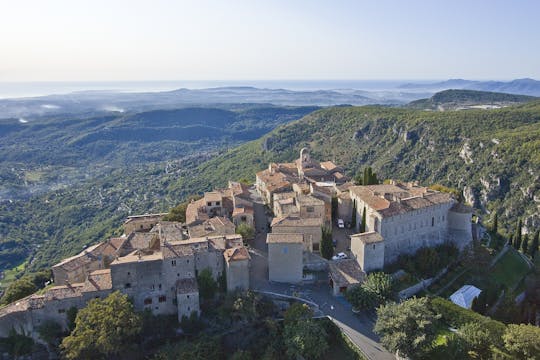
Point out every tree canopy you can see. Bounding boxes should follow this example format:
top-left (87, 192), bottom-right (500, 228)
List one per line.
top-left (60, 291), bottom-right (142, 359)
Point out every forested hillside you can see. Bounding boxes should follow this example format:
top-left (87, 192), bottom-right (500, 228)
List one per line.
top-left (1, 102), bottom-right (539, 275)
top-left (167, 102), bottom-right (540, 234)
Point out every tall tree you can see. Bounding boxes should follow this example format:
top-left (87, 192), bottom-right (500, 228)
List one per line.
top-left (351, 200), bottom-right (357, 230)
top-left (320, 226), bottom-right (334, 260)
top-left (529, 231), bottom-right (539, 258)
top-left (492, 212), bottom-right (498, 234)
top-left (514, 219), bottom-right (522, 250)
top-left (502, 324), bottom-right (540, 360)
top-left (374, 297), bottom-right (439, 359)
top-left (521, 234), bottom-right (529, 254)
top-left (508, 234), bottom-right (514, 247)
top-left (360, 207), bottom-right (367, 233)
top-left (61, 291), bottom-right (142, 359)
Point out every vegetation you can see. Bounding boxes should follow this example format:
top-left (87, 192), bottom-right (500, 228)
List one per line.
top-left (196, 268), bottom-right (218, 301)
top-left (61, 291), bottom-right (142, 359)
top-left (388, 243), bottom-right (459, 278)
top-left (407, 89), bottom-right (537, 110)
top-left (0, 269), bottom-right (51, 304)
top-left (346, 272), bottom-right (393, 310)
top-left (235, 222), bottom-right (255, 241)
top-left (374, 297), bottom-right (440, 359)
top-left (502, 324), bottom-right (540, 359)
top-left (283, 303), bottom-right (329, 360)
top-left (320, 226), bottom-right (334, 260)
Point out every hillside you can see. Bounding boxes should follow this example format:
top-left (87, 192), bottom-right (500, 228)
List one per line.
top-left (168, 102), bottom-right (540, 234)
top-left (2, 102), bottom-right (539, 274)
top-left (398, 78), bottom-right (540, 96)
top-left (407, 89), bottom-right (536, 110)
top-left (0, 105), bottom-right (317, 201)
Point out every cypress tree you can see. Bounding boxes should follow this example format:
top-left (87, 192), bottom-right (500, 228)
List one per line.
top-left (492, 212), bottom-right (498, 234)
top-left (320, 227), bottom-right (334, 260)
top-left (514, 220), bottom-right (522, 250)
top-left (530, 231), bottom-right (539, 258)
top-left (360, 207), bottom-right (367, 233)
top-left (508, 234), bottom-right (513, 247)
top-left (351, 200), bottom-right (357, 230)
top-left (521, 234), bottom-right (529, 254)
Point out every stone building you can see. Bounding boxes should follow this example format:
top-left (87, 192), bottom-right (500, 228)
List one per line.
top-left (224, 247), bottom-right (250, 291)
top-left (350, 232), bottom-right (384, 272)
top-left (0, 218), bottom-right (250, 340)
top-left (349, 182), bottom-right (473, 270)
top-left (266, 233), bottom-right (304, 283)
top-left (124, 213), bottom-right (167, 234)
top-left (328, 259), bottom-right (365, 296)
top-left (271, 215), bottom-right (323, 252)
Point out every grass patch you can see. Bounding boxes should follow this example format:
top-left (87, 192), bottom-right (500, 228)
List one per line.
top-left (489, 249), bottom-right (530, 289)
top-left (0, 262), bottom-right (27, 290)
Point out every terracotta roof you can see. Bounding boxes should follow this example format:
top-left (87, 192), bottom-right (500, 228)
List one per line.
top-left (296, 194), bottom-right (325, 207)
top-left (351, 231), bottom-right (384, 244)
top-left (204, 191), bottom-right (223, 202)
top-left (329, 259), bottom-right (366, 287)
top-left (224, 246), bottom-right (251, 262)
top-left (350, 184), bottom-right (453, 218)
top-left (82, 269), bottom-right (112, 292)
top-left (207, 234), bottom-right (244, 251)
top-left (256, 167), bottom-right (294, 193)
top-left (271, 215), bottom-right (323, 227)
top-left (266, 233), bottom-right (304, 244)
top-left (188, 217), bottom-right (235, 238)
top-left (156, 222), bottom-right (188, 243)
top-left (232, 205), bottom-right (254, 216)
top-left (110, 250), bottom-right (164, 264)
top-left (185, 198), bottom-right (208, 225)
top-left (122, 232), bottom-right (159, 252)
top-left (320, 161), bottom-right (339, 172)
top-left (52, 242), bottom-right (105, 272)
top-left (176, 278), bottom-right (199, 293)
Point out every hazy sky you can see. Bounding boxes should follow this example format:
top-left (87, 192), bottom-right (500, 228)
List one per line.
top-left (1, 0), bottom-right (539, 81)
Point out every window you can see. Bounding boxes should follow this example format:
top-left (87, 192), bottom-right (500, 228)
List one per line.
top-left (158, 295), bottom-right (166, 303)
top-left (177, 273), bottom-right (180, 277)
top-left (216, 201), bottom-right (220, 206)
top-left (188, 306), bottom-right (191, 312)
top-left (125, 283), bottom-right (131, 289)
top-left (207, 202), bottom-right (212, 207)
top-left (171, 260), bottom-right (177, 266)
top-left (241, 216), bottom-right (246, 222)
top-left (159, 284), bottom-right (162, 290)
top-left (140, 225), bottom-right (143, 229)
top-left (372, 244), bottom-right (375, 250)
top-left (432, 217), bottom-right (435, 227)
top-left (144, 298), bottom-right (152, 305)
top-left (58, 309), bottom-right (65, 314)
top-left (187, 295), bottom-right (190, 299)
top-left (127, 272), bottom-right (131, 276)
top-left (282, 246), bottom-right (288, 254)
top-left (306, 206), bottom-right (314, 213)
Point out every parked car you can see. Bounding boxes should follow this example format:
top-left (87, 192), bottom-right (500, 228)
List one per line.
top-left (332, 252), bottom-right (348, 260)
top-left (337, 219), bottom-right (345, 228)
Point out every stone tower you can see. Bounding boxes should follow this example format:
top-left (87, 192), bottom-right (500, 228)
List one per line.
top-left (298, 147), bottom-right (311, 177)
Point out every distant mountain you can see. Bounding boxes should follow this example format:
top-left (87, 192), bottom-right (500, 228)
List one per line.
top-left (398, 78), bottom-right (540, 97)
top-left (407, 89), bottom-right (537, 110)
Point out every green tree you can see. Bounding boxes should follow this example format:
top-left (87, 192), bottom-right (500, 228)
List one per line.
top-left (529, 231), bottom-right (539, 258)
top-left (458, 322), bottom-right (499, 359)
top-left (351, 200), bottom-right (357, 230)
top-left (360, 206), bottom-right (366, 233)
top-left (514, 219), bottom-right (522, 250)
top-left (345, 285), bottom-right (376, 310)
top-left (362, 272), bottom-right (393, 303)
top-left (521, 234), bottom-right (529, 254)
top-left (331, 196), bottom-right (338, 221)
top-left (283, 304), bottom-right (328, 360)
top-left (374, 297), bottom-right (439, 359)
top-left (236, 222), bottom-right (255, 240)
top-left (0, 277), bottom-right (37, 305)
top-left (320, 226), bottom-right (334, 260)
top-left (66, 306), bottom-right (78, 332)
top-left (61, 291), bottom-right (142, 359)
top-left (508, 234), bottom-right (514, 247)
top-left (37, 320), bottom-right (63, 347)
top-left (0, 328), bottom-right (34, 357)
top-left (197, 268), bottom-right (217, 300)
top-left (502, 324), bottom-right (540, 360)
top-left (492, 212), bottom-right (498, 234)
top-left (162, 195), bottom-right (202, 223)
top-left (152, 336), bottom-right (222, 360)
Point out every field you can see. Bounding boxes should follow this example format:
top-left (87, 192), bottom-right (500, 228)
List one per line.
top-left (489, 248), bottom-right (530, 289)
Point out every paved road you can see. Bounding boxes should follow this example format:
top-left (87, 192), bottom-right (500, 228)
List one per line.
top-left (247, 187), bottom-right (395, 360)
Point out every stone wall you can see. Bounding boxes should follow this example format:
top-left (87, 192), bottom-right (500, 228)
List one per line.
top-left (268, 242), bottom-right (303, 283)
top-left (226, 259), bottom-right (250, 292)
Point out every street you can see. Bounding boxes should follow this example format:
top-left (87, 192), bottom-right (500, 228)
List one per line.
top-left (247, 187), bottom-right (395, 360)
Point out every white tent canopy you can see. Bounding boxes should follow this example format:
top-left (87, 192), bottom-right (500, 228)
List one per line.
top-left (450, 285), bottom-right (482, 309)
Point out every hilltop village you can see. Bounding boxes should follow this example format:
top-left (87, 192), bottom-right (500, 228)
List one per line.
top-left (0, 148), bottom-right (473, 339)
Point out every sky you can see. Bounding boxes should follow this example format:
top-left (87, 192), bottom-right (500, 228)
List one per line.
top-left (1, 0), bottom-right (539, 81)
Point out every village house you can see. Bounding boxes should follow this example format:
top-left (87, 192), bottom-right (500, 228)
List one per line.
top-left (266, 233), bottom-right (304, 283)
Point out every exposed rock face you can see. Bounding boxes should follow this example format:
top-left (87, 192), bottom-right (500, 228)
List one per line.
top-left (459, 141), bottom-right (474, 164)
top-left (463, 186), bottom-right (478, 208)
